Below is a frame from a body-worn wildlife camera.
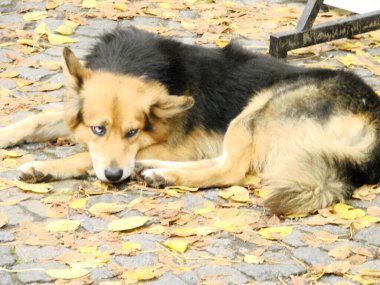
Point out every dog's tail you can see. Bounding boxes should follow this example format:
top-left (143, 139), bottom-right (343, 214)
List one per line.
top-left (262, 152), bottom-right (356, 216)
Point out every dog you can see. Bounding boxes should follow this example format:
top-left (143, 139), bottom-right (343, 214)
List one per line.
top-left (1, 28), bottom-right (378, 215)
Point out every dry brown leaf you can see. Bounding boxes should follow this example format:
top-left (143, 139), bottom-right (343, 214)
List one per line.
top-left (0, 212), bottom-right (8, 228)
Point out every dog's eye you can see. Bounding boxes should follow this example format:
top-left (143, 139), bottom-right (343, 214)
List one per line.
top-left (125, 128), bottom-right (139, 138)
top-left (91, 126), bottom-right (106, 136)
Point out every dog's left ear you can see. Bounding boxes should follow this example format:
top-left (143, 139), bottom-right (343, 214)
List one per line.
top-left (62, 47), bottom-right (91, 92)
top-left (152, 95), bottom-right (195, 119)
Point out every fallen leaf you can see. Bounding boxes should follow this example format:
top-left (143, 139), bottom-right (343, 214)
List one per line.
top-left (0, 71), bottom-right (19, 78)
top-left (36, 82), bottom-right (63, 92)
top-left (46, 219), bottom-right (81, 231)
top-left (55, 20), bottom-right (79, 36)
top-left (367, 206), bottom-right (380, 216)
top-left (328, 244), bottom-right (351, 260)
top-left (23, 11), bottom-right (48, 21)
top-left (13, 180), bottom-right (53, 193)
top-left (47, 33), bottom-right (78, 45)
top-left (121, 267), bottom-right (156, 281)
top-left (34, 22), bottom-right (51, 35)
top-left (0, 88), bottom-right (10, 97)
top-left (258, 226), bottom-right (293, 240)
top-left (114, 2), bottom-right (127, 12)
top-left (82, 0), bottom-right (98, 9)
top-left (69, 198), bottom-right (88, 210)
top-left (165, 185), bottom-right (199, 192)
top-left (88, 202), bottom-right (126, 216)
top-left (45, 268), bottom-right (89, 279)
top-left (218, 186), bottom-right (250, 202)
top-left (121, 241), bottom-right (141, 255)
top-left (243, 174), bottom-right (261, 186)
top-left (107, 216), bottom-right (149, 232)
top-left (46, 0), bottom-right (64, 10)
top-left (244, 254), bottom-right (264, 264)
top-left (164, 238), bottom-right (189, 253)
top-left (39, 61), bottom-right (61, 71)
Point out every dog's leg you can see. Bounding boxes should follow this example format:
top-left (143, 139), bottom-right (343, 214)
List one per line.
top-left (0, 111), bottom-right (69, 148)
top-left (141, 116), bottom-right (253, 188)
top-left (18, 152), bottom-right (93, 183)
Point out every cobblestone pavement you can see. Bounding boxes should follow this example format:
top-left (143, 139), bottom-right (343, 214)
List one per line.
top-left (0, 0), bottom-right (380, 284)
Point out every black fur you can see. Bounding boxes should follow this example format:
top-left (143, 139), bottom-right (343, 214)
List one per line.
top-left (85, 28), bottom-right (303, 133)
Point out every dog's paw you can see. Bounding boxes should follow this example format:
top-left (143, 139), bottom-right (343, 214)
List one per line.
top-left (17, 162), bottom-right (54, 183)
top-left (141, 169), bottom-right (175, 188)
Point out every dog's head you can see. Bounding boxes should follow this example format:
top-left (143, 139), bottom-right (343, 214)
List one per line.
top-left (62, 47), bottom-right (194, 183)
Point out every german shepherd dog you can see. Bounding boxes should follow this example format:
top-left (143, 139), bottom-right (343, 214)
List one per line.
top-left (1, 28), bottom-right (379, 215)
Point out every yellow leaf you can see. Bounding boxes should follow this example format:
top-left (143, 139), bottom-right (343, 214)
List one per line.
top-left (334, 203), bottom-right (353, 213)
top-left (258, 226), bottom-right (293, 240)
top-left (215, 39), bottom-right (230, 48)
top-left (78, 246), bottom-right (97, 254)
top-left (16, 79), bottom-right (34, 87)
top-left (218, 186), bottom-right (250, 202)
top-left (69, 260), bottom-right (106, 269)
top-left (0, 71), bottom-right (19, 78)
top-left (45, 268), bottom-right (89, 279)
top-left (354, 215), bottom-right (380, 229)
top-left (23, 11), bottom-right (48, 21)
top-left (254, 188), bottom-right (270, 198)
top-left (88, 202), bottom-right (126, 216)
top-left (121, 242), bottom-right (141, 254)
top-left (164, 238), bottom-right (189, 253)
top-left (34, 22), bottom-right (51, 35)
top-left (243, 174), bottom-right (261, 185)
top-left (17, 38), bottom-right (36, 46)
top-left (373, 56), bottom-right (380, 64)
top-left (0, 88), bottom-right (10, 97)
top-left (145, 224), bottom-right (166, 235)
top-left (244, 254), bottom-right (264, 264)
top-left (82, 0), bottom-right (98, 9)
top-left (122, 267), bottom-right (156, 281)
top-left (114, 2), bottom-right (127, 12)
top-left (0, 150), bottom-right (23, 158)
top-left (46, 219), bottom-right (81, 231)
top-left (107, 216), bottom-right (149, 232)
top-left (47, 33), bottom-right (78, 45)
top-left (69, 198), bottom-right (88, 209)
top-left (46, 0), bottom-right (64, 10)
top-left (55, 20), bottom-right (79, 35)
top-left (13, 180), bottom-right (53, 193)
top-left (334, 203), bottom-right (366, 220)
top-left (165, 185), bottom-right (199, 192)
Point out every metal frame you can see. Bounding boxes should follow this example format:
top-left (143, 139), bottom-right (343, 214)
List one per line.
top-left (269, 0), bottom-right (380, 58)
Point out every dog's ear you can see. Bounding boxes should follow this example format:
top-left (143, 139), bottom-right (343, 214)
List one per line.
top-left (152, 95), bottom-right (195, 119)
top-left (62, 47), bottom-right (91, 92)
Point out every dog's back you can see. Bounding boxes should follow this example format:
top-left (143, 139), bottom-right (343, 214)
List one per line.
top-left (84, 28), bottom-right (303, 133)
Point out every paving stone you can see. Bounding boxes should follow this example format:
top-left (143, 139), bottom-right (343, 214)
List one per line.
top-left (351, 260), bottom-right (380, 274)
top-left (13, 66), bottom-right (53, 81)
top-left (292, 247), bottom-right (333, 266)
top-left (353, 225), bottom-right (380, 246)
top-left (206, 238), bottom-right (236, 259)
top-left (236, 262), bottom-right (305, 281)
top-left (196, 265), bottom-right (249, 284)
top-left (319, 275), bottom-right (357, 284)
top-left (177, 270), bottom-right (199, 284)
top-left (1, 205), bottom-right (34, 226)
top-left (89, 193), bottom-right (130, 205)
top-left (121, 234), bottom-right (164, 250)
top-left (0, 78), bottom-right (17, 89)
top-left (15, 245), bottom-right (69, 262)
top-left (179, 10), bottom-right (199, 19)
top-left (298, 224), bottom-right (348, 236)
top-left (0, 231), bottom-right (16, 242)
top-left (70, 214), bottom-right (108, 233)
top-left (130, 16), bottom-right (164, 27)
top-left (145, 272), bottom-right (188, 285)
top-left (90, 266), bottom-right (116, 280)
top-left (13, 261), bottom-right (66, 283)
top-left (0, 246), bottom-right (16, 266)
top-left (0, 271), bottom-right (12, 285)
top-left (19, 199), bottom-right (48, 218)
top-left (115, 252), bottom-right (157, 268)
top-left (282, 229), bottom-right (306, 247)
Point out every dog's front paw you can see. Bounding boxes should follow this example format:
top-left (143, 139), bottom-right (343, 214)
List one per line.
top-left (141, 169), bottom-right (175, 188)
top-left (17, 162), bottom-right (54, 183)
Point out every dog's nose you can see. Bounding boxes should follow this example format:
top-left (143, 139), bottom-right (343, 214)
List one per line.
top-left (104, 167), bottom-right (123, 182)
